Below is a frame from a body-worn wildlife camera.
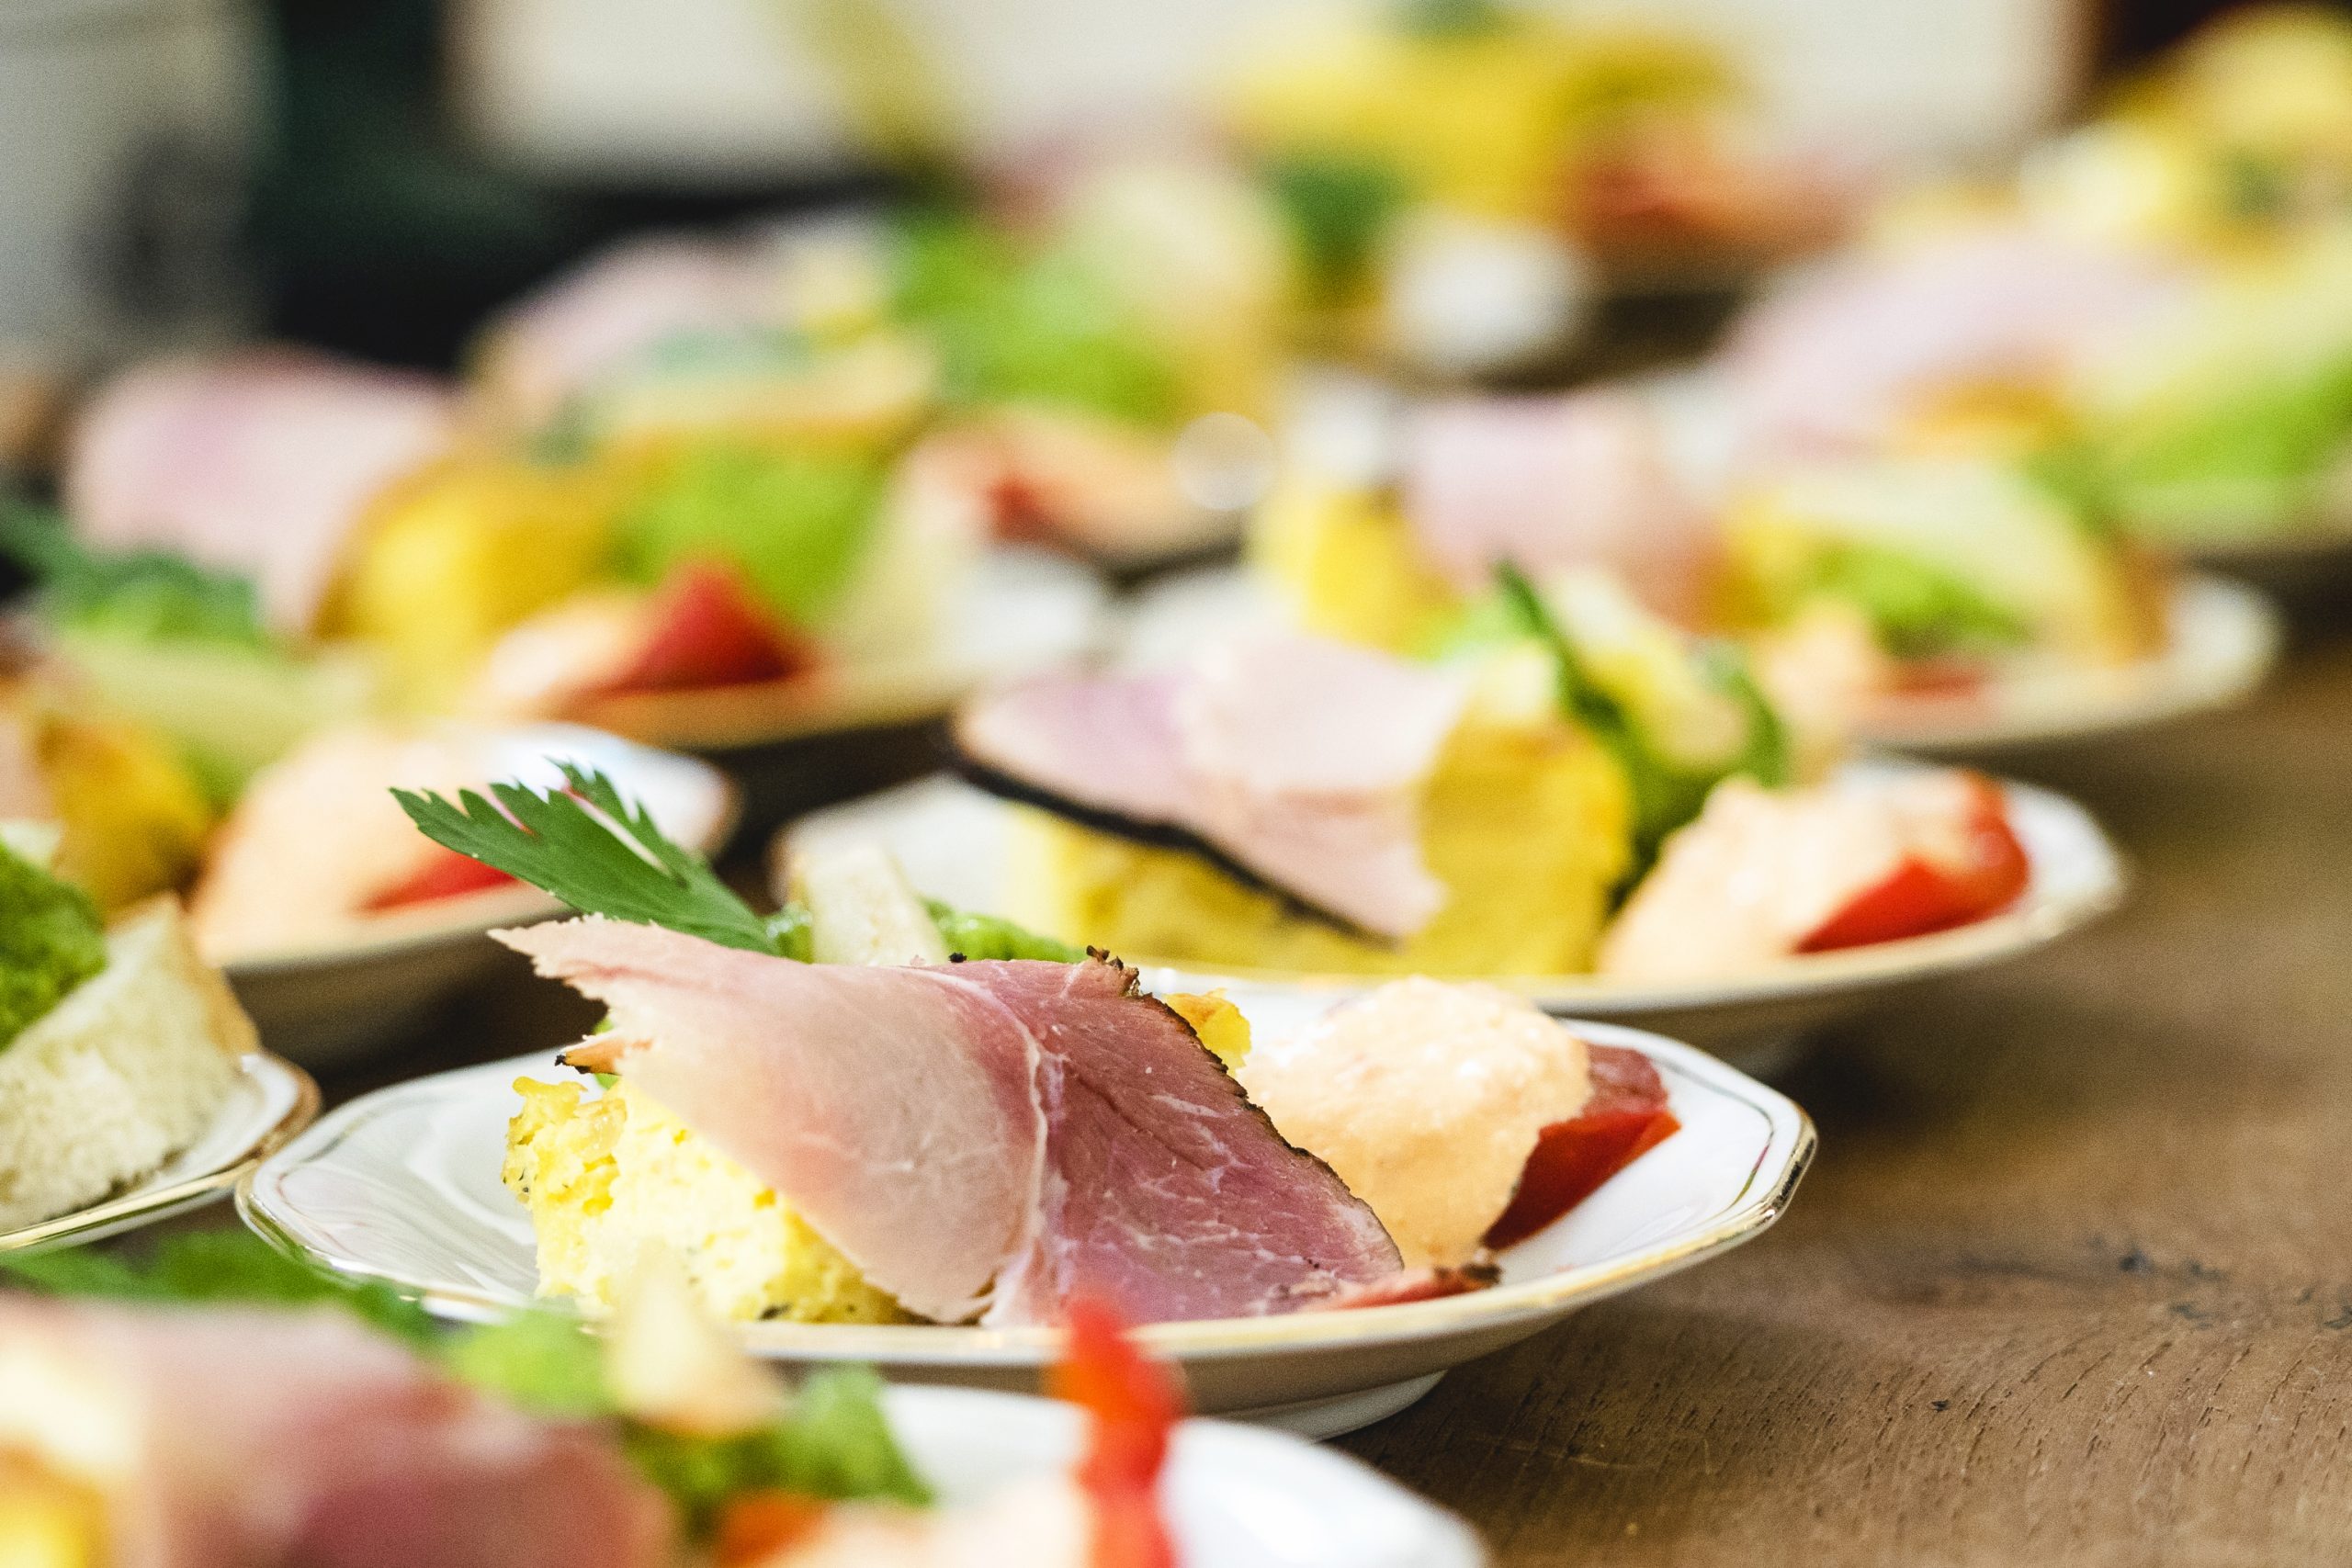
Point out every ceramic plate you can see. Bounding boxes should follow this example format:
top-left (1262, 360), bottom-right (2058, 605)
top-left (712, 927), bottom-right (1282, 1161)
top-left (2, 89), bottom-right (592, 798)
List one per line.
top-left (218, 725), bottom-right (736, 1067)
top-left (1121, 563), bottom-right (2278, 759)
top-left (886, 1384), bottom-right (1482, 1565)
top-left (781, 763), bottom-right (2125, 1062)
top-left (2, 1048), bottom-right (316, 1254)
top-left (573, 547), bottom-right (1113, 751)
top-left (1860, 573), bottom-right (2281, 754)
top-left (241, 1018), bottom-right (1810, 1438)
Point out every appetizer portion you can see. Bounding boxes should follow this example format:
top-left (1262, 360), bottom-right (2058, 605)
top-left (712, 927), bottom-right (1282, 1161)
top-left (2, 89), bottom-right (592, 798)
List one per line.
top-left (393, 767), bottom-right (1680, 1328)
top-left (187, 721), bottom-right (729, 964)
top-left (958, 589), bottom-right (1799, 977)
top-left (952, 618), bottom-right (2034, 983)
top-left (0, 1234), bottom-right (1240, 1568)
top-left (0, 829), bottom-right (254, 1231)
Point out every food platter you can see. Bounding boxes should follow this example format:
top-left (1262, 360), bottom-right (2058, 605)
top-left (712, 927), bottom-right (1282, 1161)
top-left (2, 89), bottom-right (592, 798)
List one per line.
top-left (1, 1047), bottom-right (316, 1255)
top-left (781, 762), bottom-right (2125, 1063)
top-left (218, 725), bottom-right (736, 1065)
top-left (240, 1018), bottom-right (1811, 1438)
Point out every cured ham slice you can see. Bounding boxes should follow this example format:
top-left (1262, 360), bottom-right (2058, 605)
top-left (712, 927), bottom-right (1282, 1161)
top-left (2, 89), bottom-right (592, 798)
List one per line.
top-left (1399, 389), bottom-right (1716, 623)
top-left (1597, 770), bottom-right (2031, 982)
top-left (498, 918), bottom-right (1404, 1325)
top-left (0, 1297), bottom-right (675, 1568)
top-left (66, 353), bottom-right (458, 634)
top-left (1725, 226), bottom-right (2186, 459)
top-left (956, 632), bottom-right (1470, 939)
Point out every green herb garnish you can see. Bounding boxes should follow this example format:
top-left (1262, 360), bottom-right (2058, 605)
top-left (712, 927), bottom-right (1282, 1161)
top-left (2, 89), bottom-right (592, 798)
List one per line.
top-left (1492, 564), bottom-right (1787, 875)
top-left (0, 840), bottom-right (107, 1054)
top-left (2, 1231), bottom-right (436, 1343)
top-left (394, 762), bottom-right (784, 955)
top-left (0, 504), bottom-right (273, 650)
top-left (924, 899), bottom-right (1082, 962)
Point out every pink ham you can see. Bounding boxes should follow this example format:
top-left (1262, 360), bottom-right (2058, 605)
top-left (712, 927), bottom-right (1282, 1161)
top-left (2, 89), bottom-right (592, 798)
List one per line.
top-left (956, 631), bottom-right (1470, 940)
top-left (477, 235), bottom-right (784, 431)
top-left (65, 352), bottom-right (457, 634)
top-left (1400, 389), bottom-right (1716, 623)
top-left (0, 1297), bottom-right (675, 1568)
top-left (1725, 225), bottom-right (2186, 459)
top-left (498, 919), bottom-right (1403, 1325)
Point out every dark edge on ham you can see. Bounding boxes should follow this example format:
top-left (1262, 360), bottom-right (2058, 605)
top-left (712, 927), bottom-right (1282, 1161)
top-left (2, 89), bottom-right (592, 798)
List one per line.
top-left (947, 746), bottom-right (1400, 945)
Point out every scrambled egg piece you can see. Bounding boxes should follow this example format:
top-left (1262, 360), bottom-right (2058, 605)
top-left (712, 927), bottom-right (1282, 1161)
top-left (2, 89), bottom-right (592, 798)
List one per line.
top-left (325, 457), bottom-right (620, 711)
top-left (1163, 991), bottom-right (1252, 1068)
top-left (1249, 478), bottom-right (1460, 654)
top-left (503, 1077), bottom-right (908, 1325)
top-left (1008, 712), bottom-right (1632, 976)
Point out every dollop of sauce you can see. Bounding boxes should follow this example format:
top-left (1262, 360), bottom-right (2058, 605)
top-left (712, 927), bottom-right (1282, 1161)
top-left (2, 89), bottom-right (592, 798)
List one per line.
top-left (1238, 977), bottom-right (1591, 1268)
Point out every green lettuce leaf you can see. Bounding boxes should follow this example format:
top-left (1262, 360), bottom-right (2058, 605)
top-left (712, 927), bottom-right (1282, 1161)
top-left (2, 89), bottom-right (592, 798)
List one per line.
top-left (616, 445), bottom-right (888, 628)
top-left (0, 504), bottom-right (273, 651)
top-left (1, 1231), bottom-right (436, 1344)
top-left (924, 899), bottom-right (1083, 962)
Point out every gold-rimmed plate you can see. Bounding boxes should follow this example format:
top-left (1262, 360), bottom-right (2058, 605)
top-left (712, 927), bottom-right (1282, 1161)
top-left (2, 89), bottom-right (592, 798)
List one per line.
top-left (239, 1018), bottom-right (1810, 1438)
top-left (3, 1048), bottom-right (317, 1255)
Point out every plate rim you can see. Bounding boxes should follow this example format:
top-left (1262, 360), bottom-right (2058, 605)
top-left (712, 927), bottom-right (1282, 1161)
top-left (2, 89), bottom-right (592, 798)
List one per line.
top-left (1, 1049), bottom-right (321, 1254)
top-left (237, 1020), bottom-right (1813, 1364)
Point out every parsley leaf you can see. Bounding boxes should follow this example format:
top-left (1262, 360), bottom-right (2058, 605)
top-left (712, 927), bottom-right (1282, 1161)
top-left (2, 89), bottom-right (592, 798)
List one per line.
top-left (393, 763), bottom-right (780, 955)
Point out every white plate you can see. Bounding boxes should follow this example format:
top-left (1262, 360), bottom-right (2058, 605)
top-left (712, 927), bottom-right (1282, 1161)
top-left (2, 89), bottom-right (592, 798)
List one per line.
top-left (240, 1019), bottom-right (1811, 1439)
top-left (887, 1383), bottom-right (1482, 1566)
top-left (1121, 563), bottom-right (2278, 759)
top-left (219, 725), bottom-right (737, 1067)
top-left (575, 547), bottom-right (1114, 751)
top-left (782, 764), bottom-right (2125, 1063)
top-left (2, 1049), bottom-right (317, 1255)
top-left (1860, 573), bottom-right (2281, 754)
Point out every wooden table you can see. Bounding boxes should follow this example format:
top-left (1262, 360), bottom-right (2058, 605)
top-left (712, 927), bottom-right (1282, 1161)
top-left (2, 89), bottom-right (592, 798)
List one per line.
top-left (151, 599), bottom-right (2352, 1567)
top-left (1344, 612), bottom-right (2352, 1566)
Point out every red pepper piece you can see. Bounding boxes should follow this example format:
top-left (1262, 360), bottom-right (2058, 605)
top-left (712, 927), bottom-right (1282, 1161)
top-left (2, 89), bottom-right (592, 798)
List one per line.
top-left (1485, 1044), bottom-right (1679, 1250)
top-left (363, 846), bottom-right (516, 910)
top-left (600, 561), bottom-right (814, 696)
top-left (1050, 1297), bottom-right (1182, 1568)
top-left (1799, 773), bottom-right (2030, 953)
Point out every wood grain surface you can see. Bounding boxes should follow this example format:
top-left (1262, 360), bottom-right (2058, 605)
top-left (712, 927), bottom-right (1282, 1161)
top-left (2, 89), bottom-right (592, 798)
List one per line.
top-left (136, 601), bottom-right (2352, 1567)
top-left (1341, 621), bottom-right (2352, 1567)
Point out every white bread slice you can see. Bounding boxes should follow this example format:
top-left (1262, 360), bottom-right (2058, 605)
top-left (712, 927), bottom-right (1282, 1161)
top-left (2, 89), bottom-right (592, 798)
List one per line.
top-left (0, 897), bottom-right (254, 1230)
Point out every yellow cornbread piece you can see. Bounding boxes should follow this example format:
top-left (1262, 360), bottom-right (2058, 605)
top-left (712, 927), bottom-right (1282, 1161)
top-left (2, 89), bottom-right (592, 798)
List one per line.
top-left (1009, 714), bottom-right (1632, 977)
top-left (325, 458), bottom-right (620, 711)
top-left (503, 1077), bottom-right (908, 1326)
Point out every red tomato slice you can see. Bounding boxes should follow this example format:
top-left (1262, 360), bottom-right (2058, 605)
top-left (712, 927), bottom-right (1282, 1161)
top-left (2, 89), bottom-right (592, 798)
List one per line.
top-left (598, 561), bottom-right (815, 697)
top-left (363, 847), bottom-right (515, 911)
top-left (1051, 1298), bottom-right (1182, 1568)
top-left (1484, 1045), bottom-right (1679, 1251)
top-left (1798, 773), bottom-right (2030, 953)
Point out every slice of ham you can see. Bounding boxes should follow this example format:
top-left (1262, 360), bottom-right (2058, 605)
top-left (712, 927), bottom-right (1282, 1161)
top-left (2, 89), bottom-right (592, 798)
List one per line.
top-left (1724, 225), bottom-right (2186, 460)
top-left (476, 235), bottom-right (785, 432)
top-left (499, 919), bottom-right (1403, 1325)
top-left (0, 1297), bottom-right (675, 1568)
top-left (66, 352), bottom-right (458, 634)
top-left (1399, 389), bottom-right (1717, 623)
top-left (1597, 770), bottom-right (2031, 983)
top-left (956, 632), bottom-right (1471, 939)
